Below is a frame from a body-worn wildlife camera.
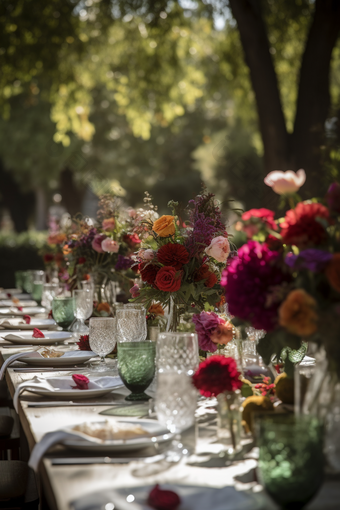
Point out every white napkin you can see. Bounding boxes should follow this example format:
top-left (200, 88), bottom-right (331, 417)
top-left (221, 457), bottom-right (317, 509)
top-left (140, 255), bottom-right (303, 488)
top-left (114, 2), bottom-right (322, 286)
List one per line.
top-left (71, 484), bottom-right (260, 510)
top-left (0, 350), bottom-right (39, 380)
top-left (4, 333), bottom-right (43, 341)
top-left (13, 375), bottom-right (123, 412)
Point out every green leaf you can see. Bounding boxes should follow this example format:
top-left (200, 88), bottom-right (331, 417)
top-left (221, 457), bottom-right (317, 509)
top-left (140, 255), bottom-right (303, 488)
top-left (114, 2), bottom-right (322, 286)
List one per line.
top-left (257, 329), bottom-right (302, 366)
top-left (241, 383), bottom-right (253, 398)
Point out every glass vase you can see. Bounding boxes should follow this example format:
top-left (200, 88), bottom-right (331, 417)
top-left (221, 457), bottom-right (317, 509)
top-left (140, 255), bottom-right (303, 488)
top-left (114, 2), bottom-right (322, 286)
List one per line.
top-left (166, 297), bottom-right (190, 332)
top-left (217, 390), bottom-right (242, 455)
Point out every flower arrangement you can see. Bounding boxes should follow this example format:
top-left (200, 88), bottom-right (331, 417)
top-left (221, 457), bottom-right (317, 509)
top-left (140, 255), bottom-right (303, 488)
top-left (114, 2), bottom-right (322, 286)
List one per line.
top-left (130, 190), bottom-right (231, 329)
top-left (223, 171), bottom-right (340, 377)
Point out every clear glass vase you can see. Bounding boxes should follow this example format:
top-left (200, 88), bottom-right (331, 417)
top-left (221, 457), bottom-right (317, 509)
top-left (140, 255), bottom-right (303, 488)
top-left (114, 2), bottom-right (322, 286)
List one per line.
top-left (217, 390), bottom-right (242, 455)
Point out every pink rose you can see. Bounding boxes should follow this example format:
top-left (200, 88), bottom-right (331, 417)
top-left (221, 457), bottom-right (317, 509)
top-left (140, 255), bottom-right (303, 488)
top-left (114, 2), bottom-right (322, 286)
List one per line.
top-left (138, 249), bottom-right (155, 261)
top-left (129, 284), bottom-right (140, 298)
top-left (101, 238), bottom-right (120, 253)
top-left (264, 169), bottom-right (306, 195)
top-left (102, 218), bottom-right (116, 231)
top-left (205, 236), bottom-right (230, 263)
top-left (92, 234), bottom-right (106, 253)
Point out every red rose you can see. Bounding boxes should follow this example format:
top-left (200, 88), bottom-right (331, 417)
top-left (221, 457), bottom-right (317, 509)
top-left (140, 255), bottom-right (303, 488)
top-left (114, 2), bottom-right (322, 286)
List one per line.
top-left (71, 374), bottom-right (89, 390)
top-left (77, 334), bottom-right (90, 351)
top-left (147, 484), bottom-right (181, 510)
top-left (280, 202), bottom-right (330, 249)
top-left (78, 257), bottom-right (86, 265)
top-left (43, 253), bottom-right (54, 263)
top-left (139, 263), bottom-right (160, 284)
top-left (155, 266), bottom-right (182, 292)
top-left (242, 208), bottom-right (277, 230)
top-left (194, 264), bottom-right (218, 288)
top-left (123, 233), bottom-right (141, 248)
top-left (157, 243), bottom-right (189, 270)
top-left (32, 328), bottom-right (45, 338)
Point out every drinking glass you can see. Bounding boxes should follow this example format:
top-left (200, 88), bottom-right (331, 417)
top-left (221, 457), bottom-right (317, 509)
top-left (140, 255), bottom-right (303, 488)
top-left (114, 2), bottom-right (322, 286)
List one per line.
top-left (256, 415), bottom-right (324, 509)
top-left (156, 332), bottom-right (199, 375)
top-left (14, 270), bottom-right (24, 291)
top-left (41, 283), bottom-right (59, 310)
top-left (22, 271), bottom-right (34, 293)
top-left (116, 308), bottom-right (147, 343)
top-left (71, 289), bottom-right (93, 333)
top-left (89, 317), bottom-right (116, 371)
top-left (117, 341), bottom-right (155, 400)
top-left (52, 296), bottom-right (75, 329)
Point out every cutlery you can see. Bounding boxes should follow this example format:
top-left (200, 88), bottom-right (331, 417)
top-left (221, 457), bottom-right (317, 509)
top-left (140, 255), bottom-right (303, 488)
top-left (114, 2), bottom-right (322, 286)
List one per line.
top-left (51, 454), bottom-right (165, 465)
top-left (27, 400), bottom-right (131, 408)
top-left (13, 367), bottom-right (86, 373)
top-left (1, 344), bottom-right (36, 348)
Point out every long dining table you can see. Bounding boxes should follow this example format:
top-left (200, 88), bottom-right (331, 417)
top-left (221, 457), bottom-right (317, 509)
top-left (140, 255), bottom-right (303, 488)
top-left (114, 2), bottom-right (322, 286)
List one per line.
top-left (0, 334), bottom-right (340, 509)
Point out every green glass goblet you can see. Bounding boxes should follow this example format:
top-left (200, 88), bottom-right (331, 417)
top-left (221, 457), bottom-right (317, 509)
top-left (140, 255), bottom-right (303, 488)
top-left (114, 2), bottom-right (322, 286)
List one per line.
top-left (32, 282), bottom-right (43, 305)
top-left (52, 296), bottom-right (75, 330)
top-left (117, 341), bottom-right (155, 401)
top-left (256, 415), bottom-right (324, 509)
top-left (14, 270), bottom-right (24, 291)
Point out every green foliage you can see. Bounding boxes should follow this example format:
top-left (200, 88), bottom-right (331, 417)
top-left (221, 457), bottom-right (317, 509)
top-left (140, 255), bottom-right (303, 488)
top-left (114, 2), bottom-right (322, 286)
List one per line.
top-left (257, 328), bottom-right (302, 366)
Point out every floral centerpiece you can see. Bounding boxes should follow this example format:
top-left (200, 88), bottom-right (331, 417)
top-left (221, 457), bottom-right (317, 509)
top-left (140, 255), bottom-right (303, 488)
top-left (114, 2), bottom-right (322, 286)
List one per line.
top-left (62, 195), bottom-right (138, 303)
top-left (223, 171), bottom-right (340, 381)
top-left (129, 190), bottom-right (231, 331)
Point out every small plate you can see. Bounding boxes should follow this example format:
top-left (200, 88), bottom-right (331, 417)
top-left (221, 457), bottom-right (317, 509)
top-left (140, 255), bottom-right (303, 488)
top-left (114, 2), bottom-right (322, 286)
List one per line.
top-left (0, 300), bottom-right (38, 308)
top-left (3, 331), bottom-right (73, 345)
top-left (64, 418), bottom-right (173, 452)
top-left (0, 307), bottom-right (46, 317)
top-left (20, 351), bottom-right (95, 367)
top-left (0, 318), bottom-right (57, 330)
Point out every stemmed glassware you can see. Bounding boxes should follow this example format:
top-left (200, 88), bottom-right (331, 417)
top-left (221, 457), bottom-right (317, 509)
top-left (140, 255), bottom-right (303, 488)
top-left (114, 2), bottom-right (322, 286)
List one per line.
top-left (52, 296), bottom-right (75, 330)
top-left (89, 317), bottom-right (116, 372)
top-left (71, 289), bottom-right (93, 334)
top-left (116, 307), bottom-right (147, 343)
top-left (41, 283), bottom-right (59, 310)
top-left (31, 270), bottom-right (45, 305)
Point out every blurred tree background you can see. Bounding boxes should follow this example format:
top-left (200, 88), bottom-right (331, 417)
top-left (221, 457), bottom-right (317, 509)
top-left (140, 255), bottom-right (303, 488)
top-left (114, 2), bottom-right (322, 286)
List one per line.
top-left (1, 0), bottom-right (340, 232)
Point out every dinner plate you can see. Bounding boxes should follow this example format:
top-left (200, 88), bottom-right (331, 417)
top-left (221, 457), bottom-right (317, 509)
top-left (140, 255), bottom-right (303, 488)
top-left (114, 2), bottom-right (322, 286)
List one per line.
top-left (0, 318), bottom-right (57, 330)
top-left (20, 350), bottom-right (95, 367)
top-left (3, 331), bottom-right (73, 345)
top-left (0, 293), bottom-right (31, 301)
top-left (64, 418), bottom-right (173, 452)
top-left (0, 288), bottom-right (22, 296)
top-left (71, 484), bottom-right (261, 510)
top-left (0, 307), bottom-right (46, 317)
top-left (0, 300), bottom-right (38, 308)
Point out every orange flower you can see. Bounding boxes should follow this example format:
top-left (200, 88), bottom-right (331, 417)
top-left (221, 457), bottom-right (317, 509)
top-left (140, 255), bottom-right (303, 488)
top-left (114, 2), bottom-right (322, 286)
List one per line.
top-left (153, 215), bottom-right (176, 237)
top-left (48, 233), bottom-right (66, 245)
top-left (97, 302), bottom-right (111, 313)
top-left (62, 245), bottom-right (72, 255)
top-left (279, 289), bottom-right (318, 337)
top-left (148, 303), bottom-right (165, 316)
top-left (325, 253), bottom-right (340, 293)
top-left (210, 322), bottom-right (234, 345)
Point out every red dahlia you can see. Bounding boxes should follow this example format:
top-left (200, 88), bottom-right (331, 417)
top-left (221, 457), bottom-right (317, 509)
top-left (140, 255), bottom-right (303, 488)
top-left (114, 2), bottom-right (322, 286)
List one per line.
top-left (192, 355), bottom-right (242, 397)
top-left (77, 334), bottom-right (90, 351)
top-left (280, 202), bottom-right (330, 249)
top-left (195, 264), bottom-right (218, 288)
top-left (139, 262), bottom-right (160, 284)
top-left (157, 243), bottom-right (189, 270)
top-left (123, 233), bottom-right (141, 248)
top-left (155, 266), bottom-right (182, 292)
top-left (43, 253), bottom-right (54, 263)
top-left (242, 208), bottom-right (277, 230)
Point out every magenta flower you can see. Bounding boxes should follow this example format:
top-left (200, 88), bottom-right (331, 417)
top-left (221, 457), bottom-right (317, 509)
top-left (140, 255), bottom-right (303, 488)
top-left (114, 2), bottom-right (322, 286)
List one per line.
top-left (192, 311), bottom-right (225, 352)
top-left (129, 284), bottom-right (140, 298)
top-left (222, 241), bottom-right (291, 331)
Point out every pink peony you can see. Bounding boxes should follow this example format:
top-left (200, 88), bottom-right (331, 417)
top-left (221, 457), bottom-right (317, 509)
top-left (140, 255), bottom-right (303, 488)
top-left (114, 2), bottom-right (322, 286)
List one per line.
top-left (264, 169), bottom-right (306, 195)
top-left (205, 236), bottom-right (230, 263)
top-left (92, 234), bottom-right (107, 253)
top-left (138, 249), bottom-right (155, 261)
top-left (102, 218), bottom-right (116, 231)
top-left (129, 284), bottom-right (140, 298)
top-left (101, 238), bottom-right (119, 253)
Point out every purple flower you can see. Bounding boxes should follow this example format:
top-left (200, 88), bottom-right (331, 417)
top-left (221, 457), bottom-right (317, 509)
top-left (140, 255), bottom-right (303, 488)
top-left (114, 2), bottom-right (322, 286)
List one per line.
top-left (192, 311), bottom-right (224, 352)
top-left (326, 182), bottom-right (340, 214)
top-left (222, 241), bottom-right (291, 331)
top-left (115, 255), bottom-right (133, 271)
top-left (285, 249), bottom-right (332, 272)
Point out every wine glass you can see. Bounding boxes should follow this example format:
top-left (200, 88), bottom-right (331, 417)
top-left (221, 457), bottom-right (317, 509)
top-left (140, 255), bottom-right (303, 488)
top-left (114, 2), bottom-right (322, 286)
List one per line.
top-left (89, 317), bottom-right (116, 372)
top-left (41, 283), bottom-right (59, 310)
top-left (117, 341), bottom-right (155, 401)
top-left (52, 296), bottom-right (75, 330)
top-left (71, 289), bottom-right (93, 334)
top-left (116, 308), bottom-right (147, 343)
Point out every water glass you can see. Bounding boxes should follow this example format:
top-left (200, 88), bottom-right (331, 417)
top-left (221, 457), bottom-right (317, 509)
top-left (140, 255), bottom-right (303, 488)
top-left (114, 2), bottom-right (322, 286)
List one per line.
top-left (52, 296), bottom-right (75, 329)
top-left (116, 308), bottom-right (147, 343)
top-left (256, 415), bottom-right (324, 509)
top-left (117, 341), bottom-right (155, 401)
top-left (156, 332), bottom-right (199, 375)
top-left (41, 283), bottom-right (59, 310)
top-left (71, 289), bottom-right (93, 333)
top-left (22, 271), bottom-right (34, 293)
top-left (89, 317), bottom-right (116, 371)
top-left (14, 270), bottom-right (24, 290)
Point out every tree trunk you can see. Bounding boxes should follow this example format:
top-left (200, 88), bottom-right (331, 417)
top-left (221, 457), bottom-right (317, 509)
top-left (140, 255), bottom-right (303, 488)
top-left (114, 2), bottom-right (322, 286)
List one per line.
top-left (0, 159), bottom-right (35, 232)
top-left (230, 0), bottom-right (340, 201)
top-left (292, 0), bottom-right (340, 198)
top-left (59, 167), bottom-right (86, 217)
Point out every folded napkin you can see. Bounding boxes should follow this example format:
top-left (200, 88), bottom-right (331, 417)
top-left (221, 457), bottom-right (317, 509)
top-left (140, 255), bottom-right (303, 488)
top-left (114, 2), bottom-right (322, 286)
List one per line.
top-left (71, 484), bottom-right (260, 510)
top-left (4, 332), bottom-right (48, 341)
top-left (0, 319), bottom-right (25, 328)
top-left (14, 375), bottom-right (123, 412)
